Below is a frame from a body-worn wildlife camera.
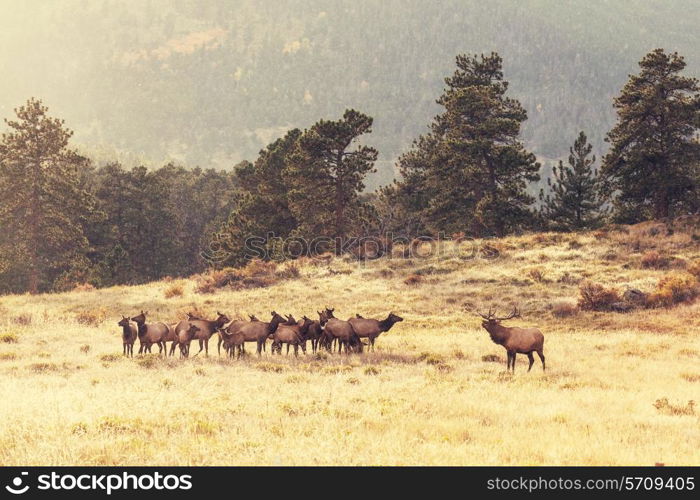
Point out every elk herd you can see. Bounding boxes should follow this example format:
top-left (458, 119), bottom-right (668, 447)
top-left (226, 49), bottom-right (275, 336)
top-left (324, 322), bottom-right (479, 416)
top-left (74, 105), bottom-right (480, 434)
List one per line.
top-left (118, 308), bottom-right (404, 360)
top-left (117, 305), bottom-right (546, 373)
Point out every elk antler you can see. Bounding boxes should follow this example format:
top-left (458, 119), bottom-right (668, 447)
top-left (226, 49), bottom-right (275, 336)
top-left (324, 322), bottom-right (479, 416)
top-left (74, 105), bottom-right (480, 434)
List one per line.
top-left (495, 306), bottom-right (520, 321)
top-left (477, 306), bottom-right (495, 320)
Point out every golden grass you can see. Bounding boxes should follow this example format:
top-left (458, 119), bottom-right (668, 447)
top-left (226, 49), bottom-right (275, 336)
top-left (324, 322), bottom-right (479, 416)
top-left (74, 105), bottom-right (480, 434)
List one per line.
top-left (0, 229), bottom-right (699, 465)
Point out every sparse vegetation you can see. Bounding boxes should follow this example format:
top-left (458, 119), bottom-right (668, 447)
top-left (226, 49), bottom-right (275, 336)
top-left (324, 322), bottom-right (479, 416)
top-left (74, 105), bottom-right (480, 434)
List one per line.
top-left (164, 283), bottom-right (185, 298)
top-left (577, 281), bottom-right (621, 311)
top-left (0, 227), bottom-right (698, 466)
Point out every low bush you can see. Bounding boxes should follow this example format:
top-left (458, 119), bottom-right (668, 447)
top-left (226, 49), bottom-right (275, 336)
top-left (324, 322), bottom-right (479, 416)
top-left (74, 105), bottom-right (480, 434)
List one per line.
top-left (404, 274), bottom-right (423, 286)
top-left (164, 283), bottom-right (184, 298)
top-left (646, 272), bottom-right (699, 308)
top-left (551, 301), bottom-right (578, 318)
top-left (75, 308), bottom-right (108, 326)
top-left (577, 281), bottom-right (621, 311)
top-left (640, 251), bottom-right (669, 269)
top-left (0, 332), bottom-right (18, 343)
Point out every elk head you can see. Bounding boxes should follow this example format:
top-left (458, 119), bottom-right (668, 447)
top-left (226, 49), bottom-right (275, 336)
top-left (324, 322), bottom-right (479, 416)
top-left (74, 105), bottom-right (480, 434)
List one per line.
top-left (131, 310), bottom-right (147, 324)
top-left (215, 311), bottom-right (231, 326)
top-left (118, 316), bottom-right (130, 327)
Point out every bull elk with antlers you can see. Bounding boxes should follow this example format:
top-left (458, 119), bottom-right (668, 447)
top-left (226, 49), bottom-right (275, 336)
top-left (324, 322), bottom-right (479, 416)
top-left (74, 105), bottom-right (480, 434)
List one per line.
top-left (477, 307), bottom-right (545, 373)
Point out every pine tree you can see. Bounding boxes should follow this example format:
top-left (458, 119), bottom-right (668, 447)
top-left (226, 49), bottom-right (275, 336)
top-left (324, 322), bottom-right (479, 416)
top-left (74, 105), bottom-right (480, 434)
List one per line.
top-left (284, 109), bottom-right (378, 242)
top-left (602, 49), bottom-right (700, 222)
top-left (0, 98), bottom-right (95, 293)
top-left (383, 53), bottom-right (540, 237)
top-left (539, 131), bottom-right (607, 231)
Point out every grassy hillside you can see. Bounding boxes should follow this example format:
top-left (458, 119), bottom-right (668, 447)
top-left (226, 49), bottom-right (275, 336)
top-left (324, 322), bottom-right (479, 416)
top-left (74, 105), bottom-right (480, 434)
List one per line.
top-left (1, 222), bottom-right (699, 465)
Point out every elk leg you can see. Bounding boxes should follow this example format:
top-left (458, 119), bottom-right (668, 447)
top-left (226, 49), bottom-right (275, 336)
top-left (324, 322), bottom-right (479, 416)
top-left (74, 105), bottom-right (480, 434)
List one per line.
top-left (294, 345), bottom-right (299, 357)
top-left (527, 352), bottom-right (534, 372)
top-left (537, 350), bottom-right (546, 371)
top-left (256, 339), bottom-right (263, 356)
top-left (511, 352), bottom-right (516, 372)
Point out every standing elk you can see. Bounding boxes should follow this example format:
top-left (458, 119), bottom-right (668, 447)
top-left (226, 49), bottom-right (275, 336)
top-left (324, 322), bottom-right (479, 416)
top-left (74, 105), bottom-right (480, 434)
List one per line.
top-left (216, 317), bottom-right (249, 356)
top-left (302, 315), bottom-right (323, 353)
top-left (177, 324), bottom-right (201, 358)
top-left (477, 307), bottom-right (545, 372)
top-left (131, 311), bottom-right (172, 355)
top-left (118, 316), bottom-right (137, 357)
top-left (320, 309), bottom-right (364, 354)
top-left (221, 311), bottom-right (287, 356)
top-left (271, 315), bottom-right (313, 356)
top-left (348, 312), bottom-right (403, 351)
top-left (174, 311), bottom-right (230, 357)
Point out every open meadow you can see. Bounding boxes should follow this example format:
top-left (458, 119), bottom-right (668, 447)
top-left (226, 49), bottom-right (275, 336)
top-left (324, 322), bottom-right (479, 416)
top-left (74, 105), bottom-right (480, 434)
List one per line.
top-left (1, 223), bottom-right (699, 466)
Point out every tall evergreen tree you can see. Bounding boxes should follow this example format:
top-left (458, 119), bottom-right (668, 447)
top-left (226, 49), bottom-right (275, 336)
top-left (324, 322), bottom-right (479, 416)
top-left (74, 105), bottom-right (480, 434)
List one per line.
top-left (602, 48), bottom-right (700, 222)
top-left (539, 131), bottom-right (607, 231)
top-left (383, 53), bottom-right (540, 237)
top-left (284, 109), bottom-right (378, 241)
top-left (0, 98), bottom-right (96, 293)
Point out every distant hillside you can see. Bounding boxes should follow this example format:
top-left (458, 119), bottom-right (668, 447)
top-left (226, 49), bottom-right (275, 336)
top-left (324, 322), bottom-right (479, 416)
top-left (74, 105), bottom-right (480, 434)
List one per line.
top-left (0, 0), bottom-right (698, 188)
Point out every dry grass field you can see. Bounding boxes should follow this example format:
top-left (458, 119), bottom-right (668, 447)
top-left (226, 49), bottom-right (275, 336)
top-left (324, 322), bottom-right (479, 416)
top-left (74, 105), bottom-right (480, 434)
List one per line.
top-left (1, 222), bottom-right (699, 465)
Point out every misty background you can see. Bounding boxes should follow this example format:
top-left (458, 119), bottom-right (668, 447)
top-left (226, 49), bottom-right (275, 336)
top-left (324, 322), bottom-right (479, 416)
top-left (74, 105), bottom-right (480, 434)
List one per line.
top-left (1, 0), bottom-right (698, 189)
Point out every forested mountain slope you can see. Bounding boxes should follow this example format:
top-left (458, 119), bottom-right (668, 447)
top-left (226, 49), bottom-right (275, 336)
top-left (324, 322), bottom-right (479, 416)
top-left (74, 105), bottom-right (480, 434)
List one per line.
top-left (0, 0), bottom-right (697, 187)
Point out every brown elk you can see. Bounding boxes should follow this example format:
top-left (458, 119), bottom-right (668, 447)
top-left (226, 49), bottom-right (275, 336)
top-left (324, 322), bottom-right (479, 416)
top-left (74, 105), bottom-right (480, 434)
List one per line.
top-left (118, 316), bottom-right (137, 357)
top-left (174, 311), bottom-right (230, 357)
top-left (477, 307), bottom-right (545, 372)
top-left (302, 315), bottom-right (323, 353)
top-left (348, 312), bottom-right (403, 351)
top-left (271, 315), bottom-right (313, 356)
top-left (220, 311), bottom-right (287, 356)
top-left (216, 317), bottom-right (248, 356)
top-left (319, 309), bottom-right (364, 354)
top-left (177, 324), bottom-right (201, 358)
top-left (131, 311), bottom-right (171, 355)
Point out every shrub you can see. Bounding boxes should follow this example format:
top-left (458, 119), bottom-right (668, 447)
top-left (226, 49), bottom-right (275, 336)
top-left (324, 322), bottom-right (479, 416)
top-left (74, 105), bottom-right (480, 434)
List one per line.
top-left (480, 243), bottom-right (502, 259)
top-left (481, 354), bottom-right (501, 363)
top-left (577, 281), bottom-right (621, 311)
top-left (243, 259), bottom-right (277, 277)
top-left (646, 272), bottom-right (699, 308)
top-left (195, 268), bottom-right (243, 294)
top-left (551, 301), bottom-right (578, 318)
top-left (557, 272), bottom-right (581, 285)
top-left (0, 352), bottom-right (17, 360)
top-left (75, 308), bottom-right (108, 326)
top-left (640, 251), bottom-right (669, 269)
top-left (364, 366), bottom-right (380, 376)
top-left (276, 262), bottom-right (301, 280)
top-left (653, 398), bottom-right (695, 416)
top-left (417, 352), bottom-right (445, 365)
top-left (0, 332), bottom-right (18, 343)
top-left (687, 260), bottom-right (700, 278)
top-left (526, 267), bottom-right (547, 283)
top-left (80, 344), bottom-right (91, 354)
top-left (404, 274), bottom-right (423, 286)
top-left (164, 283), bottom-right (184, 298)
top-left (13, 314), bottom-right (31, 325)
